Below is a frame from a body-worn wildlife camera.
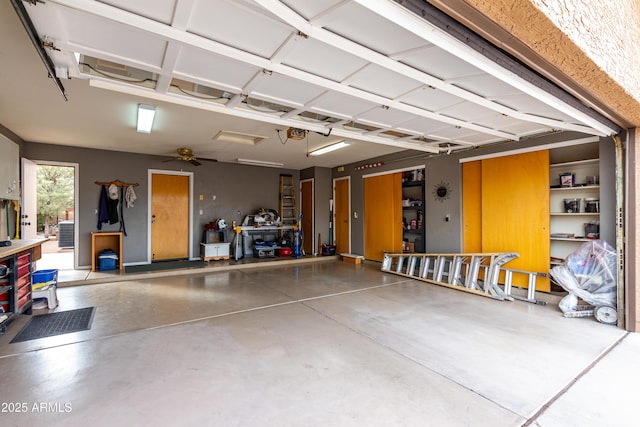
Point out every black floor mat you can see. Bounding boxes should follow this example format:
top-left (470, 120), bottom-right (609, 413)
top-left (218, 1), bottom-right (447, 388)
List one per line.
top-left (11, 307), bottom-right (95, 343)
top-left (125, 260), bottom-right (206, 273)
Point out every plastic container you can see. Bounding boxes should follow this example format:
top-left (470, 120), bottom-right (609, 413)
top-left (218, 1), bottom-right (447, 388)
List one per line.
top-left (560, 172), bottom-right (575, 187)
top-left (584, 198), bottom-right (600, 213)
top-left (563, 198), bottom-right (581, 213)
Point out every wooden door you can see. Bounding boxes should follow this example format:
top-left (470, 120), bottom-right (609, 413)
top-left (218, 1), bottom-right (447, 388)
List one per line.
top-left (364, 173), bottom-right (402, 262)
top-left (334, 178), bottom-right (350, 254)
top-left (301, 179), bottom-right (313, 255)
top-left (481, 151), bottom-right (550, 291)
top-left (151, 173), bottom-right (190, 261)
top-left (462, 161), bottom-right (482, 253)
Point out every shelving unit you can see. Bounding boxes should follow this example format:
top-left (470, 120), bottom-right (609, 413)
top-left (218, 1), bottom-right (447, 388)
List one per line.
top-left (549, 158), bottom-right (599, 260)
top-left (91, 231), bottom-right (123, 271)
top-left (402, 172), bottom-right (425, 253)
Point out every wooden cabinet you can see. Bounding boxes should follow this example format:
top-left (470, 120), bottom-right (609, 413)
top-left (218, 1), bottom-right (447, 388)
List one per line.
top-left (91, 232), bottom-right (123, 271)
top-left (549, 158), bottom-right (600, 261)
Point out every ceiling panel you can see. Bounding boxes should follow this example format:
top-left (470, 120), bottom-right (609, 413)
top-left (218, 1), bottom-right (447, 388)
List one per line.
top-left (493, 94), bottom-right (578, 123)
top-left (401, 88), bottom-right (462, 112)
top-left (174, 46), bottom-right (259, 90)
top-left (322, 2), bottom-right (428, 56)
top-left (99, 0), bottom-right (178, 25)
top-left (281, 37), bottom-right (368, 82)
top-left (357, 107), bottom-right (420, 129)
top-left (188, 0), bottom-right (293, 58)
top-left (347, 63), bottom-right (423, 99)
top-left (251, 73), bottom-right (328, 106)
top-left (400, 46), bottom-right (484, 81)
top-left (309, 91), bottom-right (378, 119)
top-left (281, 0), bottom-right (348, 21)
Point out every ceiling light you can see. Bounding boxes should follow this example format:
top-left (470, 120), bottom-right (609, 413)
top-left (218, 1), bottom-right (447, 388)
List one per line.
top-left (310, 140), bottom-right (351, 156)
top-left (237, 158), bottom-right (284, 168)
top-left (137, 104), bottom-right (155, 133)
top-left (212, 130), bottom-right (266, 145)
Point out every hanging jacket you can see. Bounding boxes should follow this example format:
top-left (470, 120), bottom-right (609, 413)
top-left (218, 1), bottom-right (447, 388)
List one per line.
top-left (97, 185), bottom-right (110, 229)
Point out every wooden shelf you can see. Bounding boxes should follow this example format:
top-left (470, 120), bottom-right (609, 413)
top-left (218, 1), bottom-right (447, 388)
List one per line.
top-left (91, 232), bottom-right (123, 271)
top-left (550, 212), bottom-right (599, 216)
top-left (550, 158), bottom-right (598, 168)
top-left (550, 185), bottom-right (599, 191)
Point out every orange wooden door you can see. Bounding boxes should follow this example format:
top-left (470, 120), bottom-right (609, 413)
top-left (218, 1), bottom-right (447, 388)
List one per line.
top-left (481, 151), bottom-right (550, 291)
top-left (364, 173), bottom-right (402, 262)
top-left (462, 161), bottom-right (482, 253)
top-left (151, 173), bottom-right (190, 261)
top-left (301, 180), bottom-right (313, 255)
top-left (334, 178), bottom-right (350, 254)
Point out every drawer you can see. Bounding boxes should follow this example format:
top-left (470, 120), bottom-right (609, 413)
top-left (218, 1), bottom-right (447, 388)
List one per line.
top-left (18, 283), bottom-right (30, 299)
top-left (18, 263), bottom-right (30, 278)
top-left (17, 275), bottom-right (29, 289)
top-left (17, 252), bottom-right (30, 267)
top-left (18, 293), bottom-right (30, 310)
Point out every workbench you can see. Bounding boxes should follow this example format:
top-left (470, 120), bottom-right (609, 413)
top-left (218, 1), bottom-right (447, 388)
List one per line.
top-left (232, 225), bottom-right (294, 260)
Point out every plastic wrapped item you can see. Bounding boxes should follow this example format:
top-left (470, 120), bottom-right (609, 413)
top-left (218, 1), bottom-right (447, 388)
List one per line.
top-left (550, 240), bottom-right (617, 311)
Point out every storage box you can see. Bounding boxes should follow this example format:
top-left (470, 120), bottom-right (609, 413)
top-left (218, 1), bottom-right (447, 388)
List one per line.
top-left (99, 250), bottom-right (118, 271)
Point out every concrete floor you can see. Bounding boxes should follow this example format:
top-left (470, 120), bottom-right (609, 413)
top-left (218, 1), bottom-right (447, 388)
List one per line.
top-left (0, 260), bottom-right (636, 426)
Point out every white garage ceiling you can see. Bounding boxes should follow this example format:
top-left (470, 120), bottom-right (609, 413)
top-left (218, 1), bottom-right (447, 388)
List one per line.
top-left (0, 0), bottom-right (616, 169)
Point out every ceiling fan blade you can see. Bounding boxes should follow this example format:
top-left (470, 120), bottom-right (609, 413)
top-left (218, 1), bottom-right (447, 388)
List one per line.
top-left (162, 157), bottom-right (178, 163)
top-left (199, 157), bottom-right (218, 162)
top-left (190, 159), bottom-right (202, 166)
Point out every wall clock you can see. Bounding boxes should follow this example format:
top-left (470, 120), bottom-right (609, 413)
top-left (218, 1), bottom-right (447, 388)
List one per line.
top-left (433, 181), bottom-right (451, 202)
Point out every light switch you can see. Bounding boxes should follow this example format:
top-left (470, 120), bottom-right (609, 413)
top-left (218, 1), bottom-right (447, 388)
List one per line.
top-left (199, 194), bottom-right (204, 201)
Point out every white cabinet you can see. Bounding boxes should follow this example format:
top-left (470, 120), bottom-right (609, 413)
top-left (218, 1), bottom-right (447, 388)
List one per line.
top-left (200, 242), bottom-right (230, 261)
top-left (0, 135), bottom-right (20, 200)
top-left (549, 159), bottom-right (599, 260)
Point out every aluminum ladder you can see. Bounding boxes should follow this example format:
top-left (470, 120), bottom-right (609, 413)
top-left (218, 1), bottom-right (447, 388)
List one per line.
top-left (381, 252), bottom-right (545, 303)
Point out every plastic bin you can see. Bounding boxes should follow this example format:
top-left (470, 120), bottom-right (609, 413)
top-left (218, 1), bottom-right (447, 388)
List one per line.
top-left (32, 269), bottom-right (58, 290)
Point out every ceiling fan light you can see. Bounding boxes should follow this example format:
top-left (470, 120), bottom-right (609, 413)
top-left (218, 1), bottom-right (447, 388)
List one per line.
top-left (137, 104), bottom-right (155, 133)
top-left (309, 140), bottom-right (351, 156)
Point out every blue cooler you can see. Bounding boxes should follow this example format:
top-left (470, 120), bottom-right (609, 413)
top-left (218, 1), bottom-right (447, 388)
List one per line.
top-left (98, 250), bottom-right (118, 271)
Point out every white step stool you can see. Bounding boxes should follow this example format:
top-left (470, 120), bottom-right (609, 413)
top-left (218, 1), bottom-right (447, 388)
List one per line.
top-left (32, 285), bottom-right (58, 309)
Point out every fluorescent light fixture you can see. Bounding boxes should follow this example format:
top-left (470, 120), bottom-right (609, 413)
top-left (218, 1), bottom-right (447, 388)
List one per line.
top-left (137, 104), bottom-right (156, 133)
top-left (237, 158), bottom-right (284, 168)
top-left (310, 140), bottom-right (351, 156)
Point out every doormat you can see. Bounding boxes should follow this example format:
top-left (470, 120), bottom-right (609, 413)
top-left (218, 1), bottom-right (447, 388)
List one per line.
top-left (11, 307), bottom-right (95, 343)
top-left (125, 260), bottom-right (207, 274)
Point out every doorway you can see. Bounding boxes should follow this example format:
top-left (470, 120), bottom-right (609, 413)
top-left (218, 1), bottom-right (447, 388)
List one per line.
top-left (333, 177), bottom-right (350, 255)
top-left (300, 179), bottom-right (314, 255)
top-left (22, 159), bottom-right (78, 270)
top-left (148, 170), bottom-right (193, 262)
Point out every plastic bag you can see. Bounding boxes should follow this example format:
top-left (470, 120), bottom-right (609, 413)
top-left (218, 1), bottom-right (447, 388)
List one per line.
top-left (550, 240), bottom-right (617, 310)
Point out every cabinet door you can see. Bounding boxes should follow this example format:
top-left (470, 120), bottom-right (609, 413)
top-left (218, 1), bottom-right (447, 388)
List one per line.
top-left (364, 173), bottom-right (402, 262)
top-left (481, 151), bottom-right (550, 291)
top-left (462, 161), bottom-right (482, 253)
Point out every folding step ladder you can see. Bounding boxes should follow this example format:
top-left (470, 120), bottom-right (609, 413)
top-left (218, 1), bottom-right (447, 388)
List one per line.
top-left (279, 174), bottom-right (297, 225)
top-left (381, 252), bottom-right (544, 303)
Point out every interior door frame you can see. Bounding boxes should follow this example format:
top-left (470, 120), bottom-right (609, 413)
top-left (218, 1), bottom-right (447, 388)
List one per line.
top-left (22, 159), bottom-right (80, 269)
top-left (300, 178), bottom-right (314, 255)
top-left (147, 169), bottom-right (194, 263)
top-left (332, 176), bottom-right (351, 254)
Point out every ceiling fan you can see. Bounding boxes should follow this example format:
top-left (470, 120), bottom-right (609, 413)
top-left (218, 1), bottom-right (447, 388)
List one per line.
top-left (162, 148), bottom-right (217, 166)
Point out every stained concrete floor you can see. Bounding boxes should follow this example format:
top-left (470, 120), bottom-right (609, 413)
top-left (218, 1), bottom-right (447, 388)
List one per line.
top-left (0, 260), bottom-right (635, 426)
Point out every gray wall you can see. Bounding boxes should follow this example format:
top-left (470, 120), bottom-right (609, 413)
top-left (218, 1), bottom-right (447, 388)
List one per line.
top-left (23, 142), bottom-right (298, 267)
top-left (332, 131), bottom-right (615, 257)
